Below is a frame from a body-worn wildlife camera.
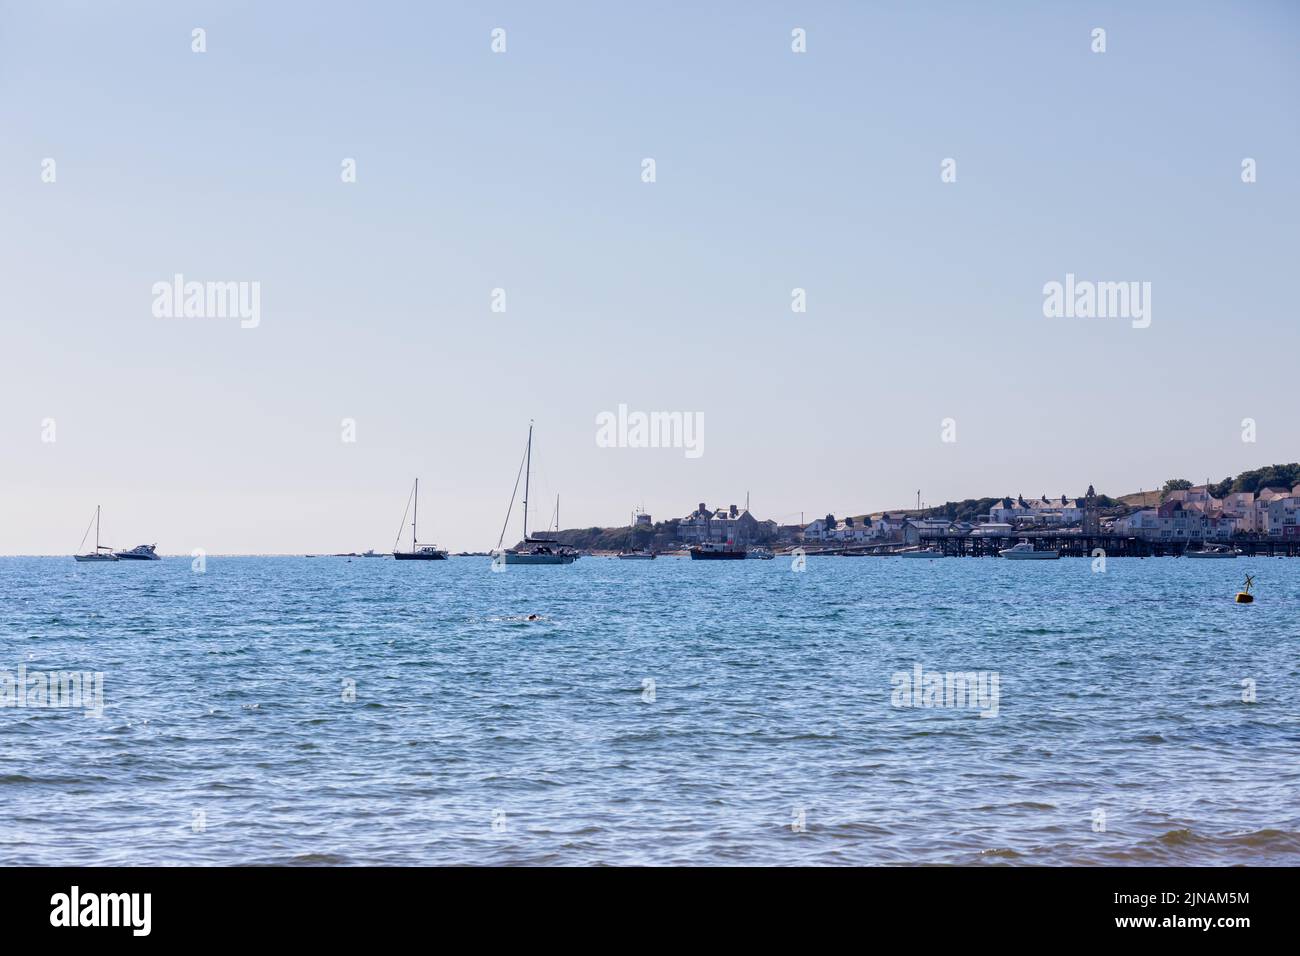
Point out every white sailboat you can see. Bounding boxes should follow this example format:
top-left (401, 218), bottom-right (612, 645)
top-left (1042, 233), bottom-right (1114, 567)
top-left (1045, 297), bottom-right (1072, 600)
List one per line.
top-left (495, 422), bottom-right (577, 566)
top-left (73, 506), bottom-right (119, 562)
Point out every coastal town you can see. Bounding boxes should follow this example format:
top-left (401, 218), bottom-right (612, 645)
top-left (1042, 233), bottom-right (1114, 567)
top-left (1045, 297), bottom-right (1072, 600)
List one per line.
top-left (548, 464), bottom-right (1300, 558)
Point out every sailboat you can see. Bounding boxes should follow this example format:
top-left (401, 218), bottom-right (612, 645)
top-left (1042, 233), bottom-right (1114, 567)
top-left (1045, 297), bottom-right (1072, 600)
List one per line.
top-left (74, 506), bottom-right (119, 562)
top-left (392, 478), bottom-right (448, 560)
top-left (617, 509), bottom-right (655, 559)
top-left (495, 422), bottom-right (578, 565)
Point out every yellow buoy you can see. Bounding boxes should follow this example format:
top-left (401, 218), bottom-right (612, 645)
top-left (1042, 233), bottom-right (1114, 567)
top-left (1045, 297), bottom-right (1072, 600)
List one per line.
top-left (1235, 574), bottom-right (1255, 604)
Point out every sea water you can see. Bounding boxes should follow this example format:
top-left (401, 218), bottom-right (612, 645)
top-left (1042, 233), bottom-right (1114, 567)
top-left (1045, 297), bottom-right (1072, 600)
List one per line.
top-left (1, 555), bottom-right (1297, 865)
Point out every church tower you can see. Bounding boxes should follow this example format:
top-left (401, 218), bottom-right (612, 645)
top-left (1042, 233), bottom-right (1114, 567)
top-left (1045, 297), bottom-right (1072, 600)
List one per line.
top-left (1083, 484), bottom-right (1100, 535)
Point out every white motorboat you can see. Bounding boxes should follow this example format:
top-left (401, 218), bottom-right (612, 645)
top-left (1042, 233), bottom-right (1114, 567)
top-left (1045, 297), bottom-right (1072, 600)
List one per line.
top-left (999, 541), bottom-right (1059, 560)
top-left (1186, 544), bottom-right (1238, 559)
top-left (897, 547), bottom-right (944, 559)
top-left (745, 547), bottom-right (775, 560)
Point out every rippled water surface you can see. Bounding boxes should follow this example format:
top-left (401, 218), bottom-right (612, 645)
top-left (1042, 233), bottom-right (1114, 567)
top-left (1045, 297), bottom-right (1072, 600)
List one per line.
top-left (1, 555), bottom-right (1298, 865)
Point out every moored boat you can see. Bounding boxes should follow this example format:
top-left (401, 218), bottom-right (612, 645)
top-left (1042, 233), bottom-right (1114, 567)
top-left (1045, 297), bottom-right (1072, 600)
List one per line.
top-left (1186, 544), bottom-right (1238, 559)
top-left (392, 478), bottom-right (448, 560)
top-left (999, 541), bottom-right (1059, 560)
top-left (690, 540), bottom-right (747, 560)
top-left (496, 423), bottom-right (578, 566)
top-left (73, 506), bottom-right (119, 562)
top-left (617, 508), bottom-right (656, 559)
top-left (897, 547), bottom-right (944, 559)
top-left (115, 543), bottom-right (160, 560)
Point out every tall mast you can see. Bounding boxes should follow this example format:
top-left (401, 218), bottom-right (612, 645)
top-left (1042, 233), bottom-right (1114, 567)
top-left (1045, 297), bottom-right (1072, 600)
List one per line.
top-left (96, 505), bottom-right (100, 551)
top-left (556, 494), bottom-right (559, 532)
top-left (412, 479), bottom-right (419, 548)
top-left (523, 421), bottom-right (533, 540)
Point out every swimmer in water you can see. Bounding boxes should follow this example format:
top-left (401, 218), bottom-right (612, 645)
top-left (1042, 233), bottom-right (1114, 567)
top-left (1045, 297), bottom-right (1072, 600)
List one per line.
top-left (527, 614), bottom-right (539, 621)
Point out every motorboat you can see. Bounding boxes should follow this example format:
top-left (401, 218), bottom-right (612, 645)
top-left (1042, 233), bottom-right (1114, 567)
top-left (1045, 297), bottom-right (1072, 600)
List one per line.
top-left (1186, 544), bottom-right (1238, 559)
top-left (115, 543), bottom-right (160, 560)
top-left (689, 540), bottom-right (747, 560)
top-left (999, 541), bottom-right (1059, 560)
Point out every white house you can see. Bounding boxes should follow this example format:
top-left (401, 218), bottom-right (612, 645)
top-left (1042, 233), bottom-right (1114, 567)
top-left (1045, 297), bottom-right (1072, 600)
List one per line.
top-left (875, 513), bottom-right (909, 539)
top-left (1265, 496), bottom-right (1300, 537)
top-left (801, 518), bottom-right (829, 542)
top-left (1113, 509), bottom-right (1159, 536)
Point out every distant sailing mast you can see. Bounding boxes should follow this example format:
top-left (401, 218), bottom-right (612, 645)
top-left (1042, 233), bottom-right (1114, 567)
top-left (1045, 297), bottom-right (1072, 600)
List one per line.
top-left (392, 478), bottom-right (448, 560)
top-left (74, 505), bottom-right (118, 562)
top-left (496, 421), bottom-right (577, 566)
top-left (618, 506), bottom-right (655, 559)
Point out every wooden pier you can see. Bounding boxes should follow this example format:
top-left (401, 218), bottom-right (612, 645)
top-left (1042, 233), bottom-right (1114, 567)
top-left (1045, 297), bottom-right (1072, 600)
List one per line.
top-left (797, 533), bottom-right (1300, 558)
top-left (930, 532), bottom-right (1300, 558)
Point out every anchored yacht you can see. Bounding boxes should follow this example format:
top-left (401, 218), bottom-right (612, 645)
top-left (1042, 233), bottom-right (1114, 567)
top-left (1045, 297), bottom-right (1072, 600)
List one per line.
top-left (689, 540), bottom-right (747, 560)
top-left (73, 506), bottom-right (118, 562)
top-left (115, 543), bottom-right (160, 561)
top-left (393, 479), bottom-right (448, 560)
top-left (496, 423), bottom-right (578, 566)
top-left (1186, 543), bottom-right (1238, 559)
top-left (999, 541), bottom-right (1060, 560)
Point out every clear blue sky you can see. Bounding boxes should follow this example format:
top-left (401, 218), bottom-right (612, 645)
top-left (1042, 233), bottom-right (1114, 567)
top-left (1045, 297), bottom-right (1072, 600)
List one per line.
top-left (2, 1), bottom-right (1297, 553)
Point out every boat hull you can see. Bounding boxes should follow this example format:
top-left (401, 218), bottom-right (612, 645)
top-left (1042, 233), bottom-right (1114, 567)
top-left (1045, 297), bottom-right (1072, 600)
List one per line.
top-left (1186, 551), bottom-right (1237, 559)
top-left (115, 554), bottom-right (161, 561)
top-left (393, 551), bottom-right (448, 560)
top-left (690, 548), bottom-right (747, 560)
top-left (503, 551), bottom-right (577, 565)
top-left (617, 553), bottom-right (655, 560)
top-left (74, 554), bottom-right (118, 562)
top-left (1001, 550), bottom-right (1060, 560)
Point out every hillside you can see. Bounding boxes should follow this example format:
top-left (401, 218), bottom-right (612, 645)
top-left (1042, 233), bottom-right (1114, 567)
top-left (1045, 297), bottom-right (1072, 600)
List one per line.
top-left (539, 463), bottom-right (1300, 548)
